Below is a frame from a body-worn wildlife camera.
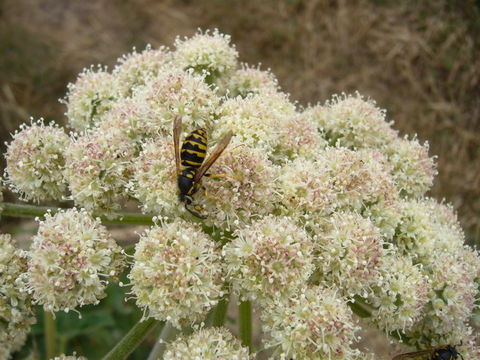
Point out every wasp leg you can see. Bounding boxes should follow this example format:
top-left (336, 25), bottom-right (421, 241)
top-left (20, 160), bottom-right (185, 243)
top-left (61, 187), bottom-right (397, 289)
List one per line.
top-left (204, 173), bottom-right (241, 182)
top-left (202, 186), bottom-right (221, 202)
top-left (185, 203), bottom-right (207, 219)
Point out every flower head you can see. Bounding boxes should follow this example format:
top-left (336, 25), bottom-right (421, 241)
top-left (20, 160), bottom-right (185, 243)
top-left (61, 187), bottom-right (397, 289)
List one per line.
top-left (128, 220), bottom-right (224, 328)
top-left (405, 249), bottom-right (478, 343)
top-left (262, 286), bottom-right (360, 360)
top-left (113, 45), bottom-right (172, 97)
top-left (310, 212), bottom-right (385, 298)
top-left (50, 354), bottom-right (87, 360)
top-left (218, 65), bottom-right (279, 97)
top-left (133, 69), bottom-right (220, 135)
top-left (200, 142), bottom-right (279, 229)
top-left (0, 234), bottom-right (35, 359)
top-left (62, 66), bottom-right (118, 130)
top-left (5, 119), bottom-right (70, 202)
top-left (164, 327), bottom-right (252, 360)
top-left (173, 29), bottom-right (238, 83)
top-left (223, 215), bottom-right (314, 303)
top-left (213, 92), bottom-right (296, 155)
top-left (394, 198), bottom-right (465, 261)
top-left (367, 253), bottom-right (429, 333)
top-left (383, 136), bottom-right (436, 198)
top-left (132, 136), bottom-right (181, 218)
top-left (64, 128), bottom-right (135, 214)
top-left (305, 92), bottom-right (397, 149)
top-left (25, 209), bottom-right (124, 312)
top-left (276, 157), bottom-right (335, 217)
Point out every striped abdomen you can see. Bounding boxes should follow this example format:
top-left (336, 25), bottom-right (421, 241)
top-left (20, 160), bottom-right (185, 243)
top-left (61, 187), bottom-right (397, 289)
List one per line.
top-left (181, 128), bottom-right (208, 168)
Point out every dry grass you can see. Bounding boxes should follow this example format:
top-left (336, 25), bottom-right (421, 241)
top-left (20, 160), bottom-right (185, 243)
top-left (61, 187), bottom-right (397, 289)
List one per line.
top-left (1, 0), bottom-right (479, 245)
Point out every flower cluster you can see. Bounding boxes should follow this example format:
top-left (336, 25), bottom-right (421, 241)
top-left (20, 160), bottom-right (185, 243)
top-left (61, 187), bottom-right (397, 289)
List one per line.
top-left (0, 234), bottom-right (35, 360)
top-left (262, 286), bottom-right (361, 360)
top-left (223, 215), bottom-right (314, 303)
top-left (25, 209), bottom-right (124, 312)
top-left (311, 212), bottom-right (385, 298)
top-left (62, 66), bottom-right (118, 131)
top-left (64, 128), bottom-right (135, 214)
top-left (2, 29), bottom-right (479, 358)
top-left (164, 327), bottom-right (252, 360)
top-left (50, 354), bottom-right (87, 360)
top-left (173, 29), bottom-right (238, 82)
top-left (128, 219), bottom-right (224, 328)
top-left (4, 119), bottom-right (70, 202)
top-left (367, 253), bottom-right (429, 333)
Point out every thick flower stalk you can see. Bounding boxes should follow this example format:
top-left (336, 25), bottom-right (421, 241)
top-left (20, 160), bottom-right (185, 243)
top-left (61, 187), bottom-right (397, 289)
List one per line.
top-left (128, 219), bottom-right (224, 328)
top-left (4, 119), bottom-right (70, 202)
top-left (0, 234), bottom-right (35, 360)
top-left (163, 327), bottom-right (253, 360)
top-left (25, 209), bottom-right (124, 312)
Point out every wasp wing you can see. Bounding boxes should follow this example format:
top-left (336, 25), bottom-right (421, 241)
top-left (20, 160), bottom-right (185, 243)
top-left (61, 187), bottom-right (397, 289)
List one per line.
top-left (173, 116), bottom-right (182, 176)
top-left (194, 130), bottom-right (233, 183)
top-left (391, 349), bottom-right (434, 360)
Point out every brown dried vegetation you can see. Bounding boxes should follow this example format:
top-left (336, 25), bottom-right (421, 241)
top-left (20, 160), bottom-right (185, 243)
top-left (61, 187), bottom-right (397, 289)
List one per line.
top-left (1, 0), bottom-right (479, 245)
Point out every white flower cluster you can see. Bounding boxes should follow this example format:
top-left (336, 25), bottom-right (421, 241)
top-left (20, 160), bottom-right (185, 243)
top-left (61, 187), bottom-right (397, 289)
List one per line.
top-left (128, 219), bottom-right (224, 328)
top-left (0, 234), bottom-right (35, 360)
top-left (164, 327), bottom-right (252, 360)
top-left (50, 354), bottom-right (87, 360)
top-left (2, 29), bottom-right (479, 358)
top-left (4, 118), bottom-right (70, 202)
top-left (25, 209), bottom-right (124, 312)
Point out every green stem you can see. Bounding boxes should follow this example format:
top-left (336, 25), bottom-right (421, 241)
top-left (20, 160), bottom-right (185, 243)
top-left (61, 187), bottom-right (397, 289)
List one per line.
top-left (347, 298), bottom-right (372, 318)
top-left (44, 311), bottom-right (56, 359)
top-left (146, 323), bottom-right (178, 360)
top-left (102, 318), bottom-right (163, 360)
top-left (0, 202), bottom-right (155, 226)
top-left (210, 294), bottom-right (230, 327)
top-left (238, 300), bottom-right (252, 350)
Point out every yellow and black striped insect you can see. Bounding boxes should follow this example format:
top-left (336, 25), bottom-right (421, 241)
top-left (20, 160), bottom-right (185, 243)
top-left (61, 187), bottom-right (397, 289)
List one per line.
top-left (173, 116), bottom-right (233, 218)
top-left (392, 344), bottom-right (464, 360)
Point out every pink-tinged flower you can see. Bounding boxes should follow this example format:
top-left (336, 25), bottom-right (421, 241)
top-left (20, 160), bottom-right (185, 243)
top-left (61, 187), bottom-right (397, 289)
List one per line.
top-left (131, 136), bottom-right (181, 218)
top-left (304, 92), bottom-right (398, 150)
top-left (133, 69), bottom-right (220, 135)
top-left (0, 234), bottom-right (35, 359)
top-left (25, 209), bottom-right (124, 313)
top-left (128, 220), bottom-right (224, 328)
top-left (262, 286), bottom-right (361, 360)
top-left (223, 215), bottom-right (314, 303)
top-left (311, 211), bottom-right (385, 298)
top-left (394, 198), bottom-right (465, 261)
top-left (113, 44), bottom-right (172, 97)
top-left (164, 327), bottom-right (253, 360)
top-left (382, 136), bottom-right (436, 198)
top-left (405, 249), bottom-right (478, 344)
top-left (213, 91), bottom-right (296, 156)
top-left (173, 29), bottom-right (238, 82)
top-left (367, 253), bottom-right (429, 333)
top-left (62, 66), bottom-right (118, 130)
top-left (64, 128), bottom-right (135, 214)
top-left (218, 64), bottom-right (279, 97)
top-left (5, 119), bottom-right (70, 202)
top-left (200, 142), bottom-right (279, 229)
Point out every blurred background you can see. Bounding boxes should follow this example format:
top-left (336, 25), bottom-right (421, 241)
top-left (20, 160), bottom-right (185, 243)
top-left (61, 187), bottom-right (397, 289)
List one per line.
top-left (1, 0), bottom-right (479, 359)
